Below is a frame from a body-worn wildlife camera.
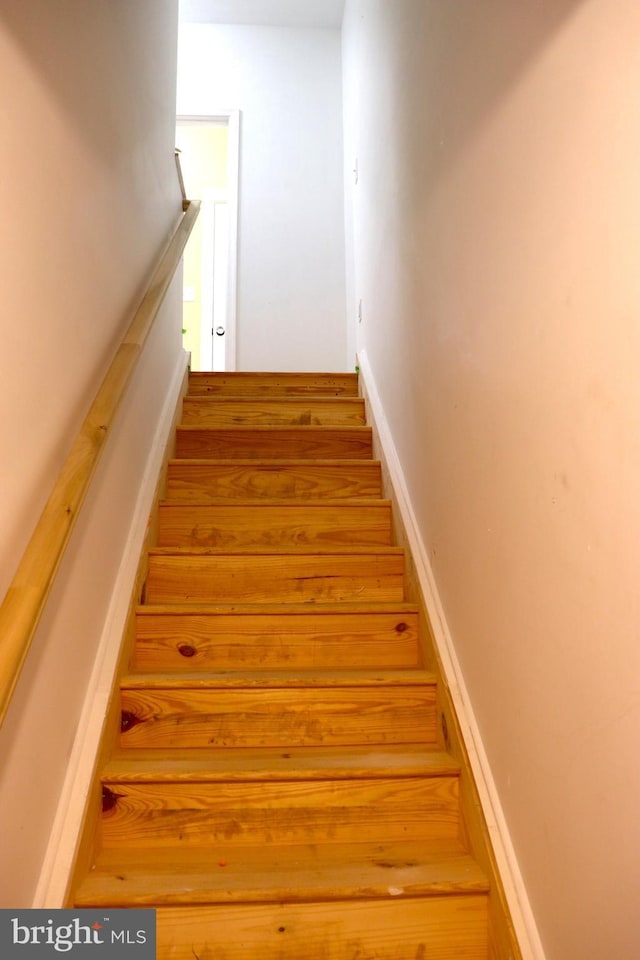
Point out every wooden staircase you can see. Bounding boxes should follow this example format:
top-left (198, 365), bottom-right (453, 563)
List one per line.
top-left (72, 371), bottom-right (491, 959)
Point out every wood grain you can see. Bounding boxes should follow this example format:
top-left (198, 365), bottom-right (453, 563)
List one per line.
top-left (175, 426), bottom-right (373, 460)
top-left (165, 459), bottom-right (383, 501)
top-left (76, 838), bottom-right (489, 905)
top-left (156, 501), bottom-right (392, 548)
top-left (151, 896), bottom-right (489, 960)
top-left (182, 396), bottom-right (366, 427)
top-left (119, 682), bottom-right (437, 748)
top-left (188, 371), bottom-right (359, 397)
top-left (101, 776), bottom-right (460, 847)
top-left (132, 605), bottom-right (420, 671)
top-left (144, 549), bottom-right (405, 604)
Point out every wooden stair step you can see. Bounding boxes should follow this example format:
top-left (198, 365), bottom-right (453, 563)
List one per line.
top-left (148, 896), bottom-right (489, 960)
top-left (156, 500), bottom-right (393, 548)
top-left (132, 603), bottom-right (420, 671)
top-left (120, 668), bottom-right (435, 687)
top-left (100, 775), bottom-right (460, 848)
top-left (188, 371), bottom-right (359, 396)
top-left (76, 838), bottom-right (488, 905)
top-left (165, 459), bottom-right (383, 501)
top-left (76, 838), bottom-right (489, 958)
top-left (175, 426), bottom-right (373, 460)
top-left (135, 600), bottom-right (419, 613)
top-left (144, 547), bottom-right (405, 604)
top-left (182, 396), bottom-right (366, 427)
top-left (103, 745), bottom-right (458, 783)
top-left (118, 670), bottom-right (437, 749)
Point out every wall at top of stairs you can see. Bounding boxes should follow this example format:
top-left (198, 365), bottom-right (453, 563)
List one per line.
top-left (177, 20), bottom-right (348, 372)
top-left (0, 0), bottom-right (184, 906)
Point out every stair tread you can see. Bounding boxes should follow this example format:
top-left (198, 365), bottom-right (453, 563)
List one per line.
top-left (190, 371), bottom-right (359, 377)
top-left (188, 393), bottom-right (361, 400)
top-left (148, 545), bottom-right (404, 556)
top-left (120, 669), bottom-right (436, 689)
top-left (168, 458), bottom-right (381, 467)
top-left (75, 839), bottom-right (488, 906)
top-left (136, 601), bottom-right (419, 615)
top-left (135, 604), bottom-right (419, 620)
top-left (182, 398), bottom-right (366, 428)
top-left (103, 746), bottom-right (459, 782)
top-left (177, 425), bottom-right (371, 433)
top-left (158, 498), bottom-right (391, 508)
top-left (183, 397), bottom-right (365, 406)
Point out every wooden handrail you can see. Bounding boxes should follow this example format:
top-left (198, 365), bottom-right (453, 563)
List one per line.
top-left (174, 149), bottom-right (188, 211)
top-left (0, 197), bottom-right (200, 729)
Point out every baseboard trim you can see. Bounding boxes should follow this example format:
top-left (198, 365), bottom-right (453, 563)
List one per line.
top-left (33, 350), bottom-right (189, 908)
top-left (357, 348), bottom-right (545, 960)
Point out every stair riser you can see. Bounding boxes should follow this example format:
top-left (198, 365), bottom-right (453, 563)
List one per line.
top-left (119, 686), bottom-right (437, 749)
top-left (145, 553), bottom-right (405, 604)
top-left (165, 462), bottom-right (383, 501)
top-left (153, 898), bottom-right (489, 960)
top-left (188, 373), bottom-right (360, 397)
top-left (101, 777), bottom-right (459, 847)
top-left (132, 611), bottom-right (420, 671)
top-left (182, 398), bottom-right (366, 427)
top-left (175, 427), bottom-right (373, 460)
top-left (156, 503), bottom-right (393, 549)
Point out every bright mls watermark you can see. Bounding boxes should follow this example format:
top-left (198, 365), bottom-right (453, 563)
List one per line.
top-left (0, 910), bottom-right (155, 959)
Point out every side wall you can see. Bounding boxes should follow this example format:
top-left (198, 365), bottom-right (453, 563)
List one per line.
top-left (177, 22), bottom-right (347, 371)
top-left (0, 0), bottom-right (183, 905)
top-left (342, 2), bottom-right (640, 959)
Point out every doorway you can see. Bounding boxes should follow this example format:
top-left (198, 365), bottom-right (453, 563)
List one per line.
top-left (176, 112), bottom-right (239, 371)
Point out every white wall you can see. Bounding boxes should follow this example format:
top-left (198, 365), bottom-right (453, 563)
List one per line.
top-left (0, 0), bottom-right (183, 905)
top-left (180, 0), bottom-right (345, 29)
top-left (343, 2), bottom-right (640, 959)
top-left (177, 22), bottom-right (348, 371)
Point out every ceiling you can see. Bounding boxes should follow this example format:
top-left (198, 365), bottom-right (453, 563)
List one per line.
top-left (179, 0), bottom-right (345, 28)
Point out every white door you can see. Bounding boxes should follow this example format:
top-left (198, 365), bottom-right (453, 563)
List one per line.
top-left (198, 192), bottom-right (229, 371)
top-left (212, 200), bottom-right (230, 370)
top-left (176, 113), bottom-right (239, 371)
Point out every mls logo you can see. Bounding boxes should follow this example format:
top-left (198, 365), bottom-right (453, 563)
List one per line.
top-left (0, 910), bottom-right (156, 958)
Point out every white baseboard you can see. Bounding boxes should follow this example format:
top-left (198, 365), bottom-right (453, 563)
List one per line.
top-left (357, 348), bottom-right (546, 960)
top-left (33, 350), bottom-right (189, 908)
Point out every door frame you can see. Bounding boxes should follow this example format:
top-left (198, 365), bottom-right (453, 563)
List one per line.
top-left (177, 110), bottom-right (240, 371)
